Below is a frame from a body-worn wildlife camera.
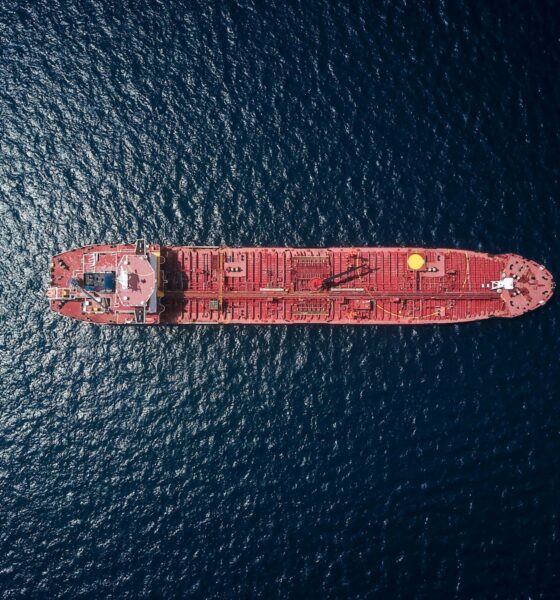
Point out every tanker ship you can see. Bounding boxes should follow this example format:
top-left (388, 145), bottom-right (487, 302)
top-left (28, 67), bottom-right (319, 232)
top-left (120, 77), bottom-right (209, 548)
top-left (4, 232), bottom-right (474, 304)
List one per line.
top-left (46, 240), bottom-right (554, 325)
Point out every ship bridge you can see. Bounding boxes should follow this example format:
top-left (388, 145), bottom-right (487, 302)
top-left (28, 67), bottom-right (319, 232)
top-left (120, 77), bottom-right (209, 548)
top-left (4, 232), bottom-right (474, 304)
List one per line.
top-left (115, 253), bottom-right (157, 312)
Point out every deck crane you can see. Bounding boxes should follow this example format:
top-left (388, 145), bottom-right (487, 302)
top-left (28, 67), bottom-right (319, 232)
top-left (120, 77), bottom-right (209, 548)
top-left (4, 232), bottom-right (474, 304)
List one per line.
top-left (69, 277), bottom-right (110, 313)
top-left (311, 262), bottom-right (373, 291)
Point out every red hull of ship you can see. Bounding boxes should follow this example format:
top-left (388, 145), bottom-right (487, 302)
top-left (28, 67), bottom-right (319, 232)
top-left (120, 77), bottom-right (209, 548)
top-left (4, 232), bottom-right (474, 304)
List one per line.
top-left (47, 243), bottom-right (554, 325)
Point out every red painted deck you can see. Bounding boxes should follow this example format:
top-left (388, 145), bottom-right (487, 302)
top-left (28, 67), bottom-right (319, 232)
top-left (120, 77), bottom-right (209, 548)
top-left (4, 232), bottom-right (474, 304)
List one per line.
top-left (47, 242), bottom-right (554, 325)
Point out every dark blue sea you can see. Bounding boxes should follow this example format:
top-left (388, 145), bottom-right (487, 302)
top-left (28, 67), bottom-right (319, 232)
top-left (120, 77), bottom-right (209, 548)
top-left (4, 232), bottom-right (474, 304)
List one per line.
top-left (1, 1), bottom-right (559, 598)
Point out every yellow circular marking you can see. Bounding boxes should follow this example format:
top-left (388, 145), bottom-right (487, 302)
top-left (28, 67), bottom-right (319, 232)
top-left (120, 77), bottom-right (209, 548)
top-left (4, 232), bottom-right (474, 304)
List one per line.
top-left (407, 253), bottom-right (425, 270)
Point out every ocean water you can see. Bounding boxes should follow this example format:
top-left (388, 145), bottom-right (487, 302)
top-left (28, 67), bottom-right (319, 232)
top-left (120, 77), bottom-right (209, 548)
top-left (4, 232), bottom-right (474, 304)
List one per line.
top-left (1, 0), bottom-right (559, 597)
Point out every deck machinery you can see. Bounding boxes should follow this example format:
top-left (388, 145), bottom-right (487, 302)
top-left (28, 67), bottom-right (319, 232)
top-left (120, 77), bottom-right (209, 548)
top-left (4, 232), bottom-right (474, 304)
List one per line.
top-left (47, 241), bottom-right (554, 324)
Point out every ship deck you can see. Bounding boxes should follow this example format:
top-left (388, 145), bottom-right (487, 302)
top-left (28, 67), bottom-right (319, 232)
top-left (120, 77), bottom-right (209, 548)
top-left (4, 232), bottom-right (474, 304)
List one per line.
top-left (158, 247), bottom-right (542, 324)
